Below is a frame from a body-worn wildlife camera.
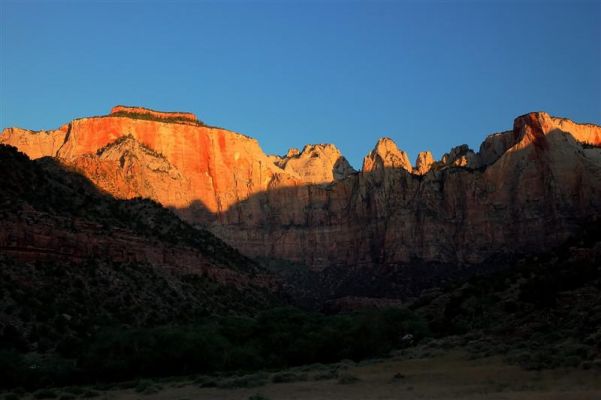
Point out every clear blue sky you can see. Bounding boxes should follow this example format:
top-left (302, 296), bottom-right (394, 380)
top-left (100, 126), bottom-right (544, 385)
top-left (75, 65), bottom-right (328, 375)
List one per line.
top-left (1, 0), bottom-right (599, 168)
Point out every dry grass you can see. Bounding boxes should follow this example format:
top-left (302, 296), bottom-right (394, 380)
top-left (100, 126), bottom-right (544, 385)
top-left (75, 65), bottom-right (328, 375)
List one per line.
top-left (10, 350), bottom-right (598, 400)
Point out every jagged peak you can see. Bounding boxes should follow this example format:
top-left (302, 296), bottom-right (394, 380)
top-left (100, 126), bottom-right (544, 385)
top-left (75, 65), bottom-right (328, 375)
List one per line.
top-left (440, 144), bottom-right (479, 169)
top-left (300, 143), bottom-right (343, 157)
top-left (285, 148), bottom-right (300, 158)
top-left (373, 136), bottom-right (398, 150)
top-left (363, 137), bottom-right (412, 172)
top-left (274, 143), bottom-right (355, 183)
top-left (414, 151), bottom-right (434, 175)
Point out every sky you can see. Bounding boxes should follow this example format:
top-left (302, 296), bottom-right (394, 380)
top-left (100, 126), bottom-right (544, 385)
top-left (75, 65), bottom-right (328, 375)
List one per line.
top-left (1, 0), bottom-right (599, 169)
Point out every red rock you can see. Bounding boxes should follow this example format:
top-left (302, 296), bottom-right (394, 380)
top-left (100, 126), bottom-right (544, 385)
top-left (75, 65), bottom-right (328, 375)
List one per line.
top-left (414, 151), bottom-right (434, 175)
top-left (362, 137), bottom-right (412, 173)
top-left (0, 214), bottom-right (275, 289)
top-left (3, 107), bottom-right (600, 269)
top-left (273, 144), bottom-right (355, 184)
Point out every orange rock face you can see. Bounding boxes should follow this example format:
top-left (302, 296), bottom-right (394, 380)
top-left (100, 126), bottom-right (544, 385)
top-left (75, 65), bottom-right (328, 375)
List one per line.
top-left (362, 137), bottom-right (413, 173)
top-left (0, 125), bottom-right (69, 159)
top-left (414, 151), bottom-right (434, 175)
top-left (271, 144), bottom-right (355, 184)
top-left (2, 112), bottom-right (294, 220)
top-left (2, 107), bottom-right (601, 269)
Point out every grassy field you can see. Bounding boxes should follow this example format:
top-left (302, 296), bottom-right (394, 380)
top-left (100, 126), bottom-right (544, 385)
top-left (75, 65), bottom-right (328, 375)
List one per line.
top-left (6, 350), bottom-right (599, 400)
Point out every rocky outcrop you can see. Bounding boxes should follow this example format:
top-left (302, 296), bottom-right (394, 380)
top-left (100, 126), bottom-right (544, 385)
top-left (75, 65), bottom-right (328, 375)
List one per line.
top-left (550, 115), bottom-right (601, 145)
top-left (1, 112), bottom-right (293, 220)
top-left (414, 151), bottom-right (434, 175)
top-left (0, 145), bottom-right (278, 356)
top-left (479, 131), bottom-right (515, 167)
top-left (0, 144), bottom-right (276, 289)
top-left (214, 112), bottom-right (601, 267)
top-left (0, 125), bottom-right (69, 160)
top-left (0, 216), bottom-right (263, 288)
top-left (362, 137), bottom-right (412, 172)
top-left (2, 108), bottom-right (601, 270)
top-left (273, 144), bottom-right (355, 184)
top-left (439, 144), bottom-right (480, 169)
top-left (67, 135), bottom-right (195, 216)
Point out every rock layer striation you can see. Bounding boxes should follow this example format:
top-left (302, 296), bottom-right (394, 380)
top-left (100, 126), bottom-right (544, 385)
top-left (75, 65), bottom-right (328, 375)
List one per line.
top-left (3, 108), bottom-right (601, 269)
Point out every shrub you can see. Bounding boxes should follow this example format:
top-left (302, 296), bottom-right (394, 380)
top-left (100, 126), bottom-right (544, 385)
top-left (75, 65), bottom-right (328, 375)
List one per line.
top-left (194, 375), bottom-right (218, 388)
top-left (271, 371), bottom-right (307, 383)
top-left (337, 373), bottom-right (360, 384)
top-left (116, 380), bottom-right (137, 389)
top-left (312, 369), bottom-right (338, 380)
top-left (0, 351), bottom-right (29, 388)
top-left (62, 387), bottom-right (85, 395)
top-left (248, 395), bottom-right (270, 400)
top-left (2, 306), bottom-right (432, 389)
top-left (33, 390), bottom-right (58, 399)
top-left (134, 380), bottom-right (155, 393)
top-left (216, 373), bottom-right (268, 389)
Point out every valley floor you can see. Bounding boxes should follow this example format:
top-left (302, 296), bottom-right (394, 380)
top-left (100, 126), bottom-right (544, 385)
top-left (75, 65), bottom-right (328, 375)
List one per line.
top-left (13, 350), bottom-right (600, 400)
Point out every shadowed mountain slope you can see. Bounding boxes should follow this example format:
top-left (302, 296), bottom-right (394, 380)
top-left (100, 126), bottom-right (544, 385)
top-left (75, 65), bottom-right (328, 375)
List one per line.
top-left (2, 107), bottom-right (600, 270)
top-left (0, 145), bottom-right (277, 357)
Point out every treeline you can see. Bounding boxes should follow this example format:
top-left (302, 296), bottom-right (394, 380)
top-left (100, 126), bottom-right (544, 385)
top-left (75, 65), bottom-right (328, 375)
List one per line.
top-left (109, 111), bottom-right (205, 126)
top-left (0, 307), bottom-right (429, 389)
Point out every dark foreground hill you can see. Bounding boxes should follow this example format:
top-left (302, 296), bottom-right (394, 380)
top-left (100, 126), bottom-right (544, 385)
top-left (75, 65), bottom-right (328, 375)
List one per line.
top-left (412, 218), bottom-right (601, 370)
top-left (0, 145), bottom-right (279, 385)
top-left (0, 144), bottom-right (600, 392)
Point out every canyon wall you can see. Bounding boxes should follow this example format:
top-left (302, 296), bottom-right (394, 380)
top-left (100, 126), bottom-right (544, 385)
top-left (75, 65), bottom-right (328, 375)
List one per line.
top-left (3, 106), bottom-right (600, 269)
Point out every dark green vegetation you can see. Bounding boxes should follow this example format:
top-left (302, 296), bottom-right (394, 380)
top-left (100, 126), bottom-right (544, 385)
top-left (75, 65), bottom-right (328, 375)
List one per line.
top-left (0, 307), bottom-right (429, 389)
top-left (109, 110), bottom-right (205, 126)
top-left (0, 146), bottom-right (428, 390)
top-left (582, 141), bottom-right (601, 149)
top-left (2, 223), bottom-right (599, 390)
top-left (0, 145), bottom-right (274, 388)
top-left (0, 145), bottom-right (600, 393)
top-left (413, 219), bottom-right (601, 370)
top-left (108, 107), bottom-right (235, 133)
top-left (0, 145), bottom-right (258, 272)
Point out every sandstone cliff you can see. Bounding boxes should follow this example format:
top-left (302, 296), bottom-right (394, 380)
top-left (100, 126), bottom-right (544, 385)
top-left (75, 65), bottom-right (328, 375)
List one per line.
top-left (362, 137), bottom-right (413, 173)
top-left (270, 144), bottom-right (355, 184)
top-left (3, 107), bottom-right (600, 269)
top-left (0, 145), bottom-right (277, 357)
top-left (0, 145), bottom-right (274, 288)
top-left (414, 151), bottom-right (435, 175)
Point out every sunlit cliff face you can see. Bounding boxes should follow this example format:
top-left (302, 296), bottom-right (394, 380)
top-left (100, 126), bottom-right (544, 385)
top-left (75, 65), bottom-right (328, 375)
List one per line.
top-left (2, 107), bottom-right (601, 268)
top-left (0, 106), bottom-right (359, 216)
top-left (1, 106), bottom-right (290, 216)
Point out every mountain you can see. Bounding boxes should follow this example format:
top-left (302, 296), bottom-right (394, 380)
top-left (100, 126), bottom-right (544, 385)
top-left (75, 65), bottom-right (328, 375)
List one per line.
top-left (2, 108), bottom-right (601, 390)
top-left (0, 145), bottom-right (277, 357)
top-left (3, 106), bottom-right (600, 273)
top-left (411, 218), bottom-right (601, 370)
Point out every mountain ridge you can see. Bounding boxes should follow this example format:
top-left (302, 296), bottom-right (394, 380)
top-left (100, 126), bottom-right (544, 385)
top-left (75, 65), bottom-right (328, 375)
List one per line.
top-left (3, 108), bottom-right (600, 179)
top-left (2, 107), bottom-right (601, 270)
